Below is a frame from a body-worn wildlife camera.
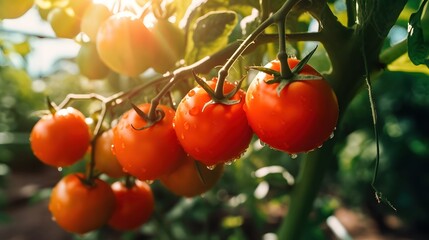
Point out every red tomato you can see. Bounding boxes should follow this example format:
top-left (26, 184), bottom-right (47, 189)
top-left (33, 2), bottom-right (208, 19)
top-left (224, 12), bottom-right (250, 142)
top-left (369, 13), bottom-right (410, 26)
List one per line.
top-left (108, 180), bottom-right (154, 231)
top-left (94, 129), bottom-right (126, 178)
top-left (160, 154), bottom-right (224, 197)
top-left (96, 12), bottom-right (156, 76)
top-left (30, 107), bottom-right (90, 167)
top-left (112, 103), bottom-right (184, 180)
top-left (48, 173), bottom-right (116, 234)
top-left (244, 59), bottom-right (339, 154)
top-left (174, 79), bottom-right (253, 166)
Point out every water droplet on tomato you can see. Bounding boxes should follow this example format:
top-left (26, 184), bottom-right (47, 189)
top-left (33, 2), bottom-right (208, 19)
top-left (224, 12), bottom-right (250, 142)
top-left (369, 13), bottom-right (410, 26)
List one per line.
top-left (183, 121), bottom-right (190, 130)
top-left (111, 144), bottom-right (116, 155)
top-left (180, 133), bottom-right (185, 140)
top-left (289, 153), bottom-right (298, 159)
top-left (51, 216), bottom-right (56, 221)
top-left (57, 167), bottom-right (63, 172)
top-left (329, 132), bottom-right (335, 139)
top-left (188, 89), bottom-right (196, 97)
top-left (189, 107), bottom-right (200, 116)
top-left (318, 144), bottom-right (323, 149)
top-left (207, 165), bottom-right (216, 170)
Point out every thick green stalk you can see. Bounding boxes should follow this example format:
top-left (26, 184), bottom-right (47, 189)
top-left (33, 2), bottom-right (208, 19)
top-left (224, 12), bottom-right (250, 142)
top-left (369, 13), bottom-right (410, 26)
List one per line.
top-left (277, 140), bottom-right (335, 239)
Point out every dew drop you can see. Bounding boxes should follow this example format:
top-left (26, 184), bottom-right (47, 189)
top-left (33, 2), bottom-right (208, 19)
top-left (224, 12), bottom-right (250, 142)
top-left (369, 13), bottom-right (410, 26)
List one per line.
top-left (57, 167), bottom-right (63, 172)
top-left (329, 132), bottom-right (335, 139)
top-left (51, 216), bottom-right (56, 221)
top-left (207, 165), bottom-right (216, 170)
top-left (188, 89), bottom-right (196, 97)
top-left (111, 144), bottom-right (116, 155)
top-left (183, 121), bottom-right (190, 130)
top-left (180, 133), bottom-right (185, 140)
top-left (318, 144), bottom-right (323, 149)
top-left (189, 107), bottom-right (200, 116)
top-left (289, 153), bottom-right (298, 159)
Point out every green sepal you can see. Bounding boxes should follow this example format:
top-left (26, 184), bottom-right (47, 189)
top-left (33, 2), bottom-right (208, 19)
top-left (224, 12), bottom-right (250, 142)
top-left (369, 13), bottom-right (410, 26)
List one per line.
top-left (130, 102), bottom-right (165, 130)
top-left (46, 96), bottom-right (58, 115)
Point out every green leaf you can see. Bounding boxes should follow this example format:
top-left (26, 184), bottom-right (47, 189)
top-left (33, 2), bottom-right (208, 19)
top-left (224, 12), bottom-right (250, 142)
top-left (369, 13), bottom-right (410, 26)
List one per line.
top-left (407, 0), bottom-right (429, 67)
top-left (188, 10), bottom-right (238, 61)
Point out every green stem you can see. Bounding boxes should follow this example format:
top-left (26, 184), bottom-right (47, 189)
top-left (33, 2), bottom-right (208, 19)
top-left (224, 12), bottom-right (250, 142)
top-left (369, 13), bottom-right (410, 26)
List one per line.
top-left (214, 0), bottom-right (301, 98)
top-left (276, 19), bottom-right (293, 78)
top-left (277, 141), bottom-right (334, 239)
top-left (379, 38), bottom-right (407, 65)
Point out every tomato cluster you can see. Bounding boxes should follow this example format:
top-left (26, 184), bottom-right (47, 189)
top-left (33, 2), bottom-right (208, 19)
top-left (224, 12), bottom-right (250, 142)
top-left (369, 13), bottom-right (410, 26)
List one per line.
top-left (29, 39), bottom-right (338, 234)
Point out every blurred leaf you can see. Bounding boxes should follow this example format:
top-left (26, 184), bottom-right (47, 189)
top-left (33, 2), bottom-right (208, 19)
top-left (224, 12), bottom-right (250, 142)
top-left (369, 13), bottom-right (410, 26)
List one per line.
top-left (407, 0), bottom-right (429, 67)
top-left (388, 53), bottom-right (429, 74)
top-left (187, 10), bottom-right (237, 62)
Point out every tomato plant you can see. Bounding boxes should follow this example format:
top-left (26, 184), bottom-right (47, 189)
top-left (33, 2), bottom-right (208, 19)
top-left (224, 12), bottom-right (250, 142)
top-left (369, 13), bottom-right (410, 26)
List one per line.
top-left (112, 103), bottom-right (184, 180)
top-left (96, 12), bottom-right (156, 77)
top-left (174, 79), bottom-right (253, 166)
top-left (48, 173), bottom-right (116, 234)
top-left (160, 154), bottom-right (224, 197)
top-left (245, 59), bottom-right (339, 154)
top-left (30, 107), bottom-right (91, 167)
top-left (94, 129), bottom-right (126, 178)
top-left (108, 180), bottom-right (154, 231)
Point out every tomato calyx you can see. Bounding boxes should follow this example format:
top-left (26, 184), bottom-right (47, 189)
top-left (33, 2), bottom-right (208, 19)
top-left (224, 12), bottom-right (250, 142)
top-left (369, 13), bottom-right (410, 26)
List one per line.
top-left (248, 46), bottom-right (321, 96)
top-left (130, 103), bottom-right (166, 130)
top-left (46, 96), bottom-right (58, 115)
top-left (192, 71), bottom-right (245, 111)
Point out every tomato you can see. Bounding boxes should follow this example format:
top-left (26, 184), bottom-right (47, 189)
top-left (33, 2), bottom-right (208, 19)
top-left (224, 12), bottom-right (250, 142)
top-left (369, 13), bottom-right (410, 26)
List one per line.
top-left (112, 103), bottom-right (184, 180)
top-left (80, 3), bottom-right (111, 41)
top-left (108, 180), bottom-right (154, 231)
top-left (30, 107), bottom-right (91, 167)
top-left (94, 129), bottom-right (126, 178)
top-left (160, 154), bottom-right (224, 197)
top-left (67, 0), bottom-right (91, 18)
top-left (174, 79), bottom-right (253, 166)
top-left (76, 42), bottom-right (110, 80)
top-left (244, 59), bottom-right (339, 154)
top-left (48, 7), bottom-right (81, 39)
top-left (149, 19), bottom-right (185, 73)
top-left (0, 0), bottom-right (34, 19)
top-left (49, 173), bottom-right (116, 234)
top-left (96, 12), bottom-right (156, 76)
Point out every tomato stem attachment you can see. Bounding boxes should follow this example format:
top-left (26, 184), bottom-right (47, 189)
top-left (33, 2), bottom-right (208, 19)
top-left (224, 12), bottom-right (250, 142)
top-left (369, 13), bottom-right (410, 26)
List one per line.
top-left (130, 102), bottom-right (165, 130)
top-left (46, 96), bottom-right (58, 115)
top-left (192, 71), bottom-right (245, 111)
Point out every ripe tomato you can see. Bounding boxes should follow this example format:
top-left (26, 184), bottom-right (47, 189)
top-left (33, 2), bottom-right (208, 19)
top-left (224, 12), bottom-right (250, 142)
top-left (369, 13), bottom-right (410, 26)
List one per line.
top-left (160, 154), bottom-right (224, 197)
top-left (49, 173), bottom-right (116, 234)
top-left (149, 19), bottom-right (185, 73)
top-left (108, 180), bottom-right (154, 231)
top-left (76, 42), bottom-right (110, 80)
top-left (174, 79), bottom-right (253, 166)
top-left (48, 7), bottom-right (81, 39)
top-left (0, 0), bottom-right (34, 19)
top-left (30, 107), bottom-right (90, 167)
top-left (80, 3), bottom-right (111, 41)
top-left (245, 59), bottom-right (339, 154)
top-left (94, 129), bottom-right (126, 178)
top-left (96, 12), bottom-right (156, 76)
top-left (112, 103), bottom-right (184, 180)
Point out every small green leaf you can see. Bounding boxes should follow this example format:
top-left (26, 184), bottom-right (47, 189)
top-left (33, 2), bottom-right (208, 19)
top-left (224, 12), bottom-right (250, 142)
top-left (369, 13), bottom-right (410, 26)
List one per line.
top-left (407, 0), bottom-right (429, 67)
top-left (193, 11), bottom-right (237, 46)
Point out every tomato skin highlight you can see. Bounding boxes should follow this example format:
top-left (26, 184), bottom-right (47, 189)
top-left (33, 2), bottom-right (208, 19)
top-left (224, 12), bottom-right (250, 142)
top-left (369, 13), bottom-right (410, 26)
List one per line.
top-left (108, 180), bottom-right (154, 231)
top-left (174, 79), bottom-right (253, 166)
top-left (112, 103), bottom-right (184, 180)
top-left (30, 107), bottom-right (91, 167)
top-left (160, 155), bottom-right (224, 198)
top-left (48, 173), bottom-right (116, 234)
top-left (245, 59), bottom-right (339, 153)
